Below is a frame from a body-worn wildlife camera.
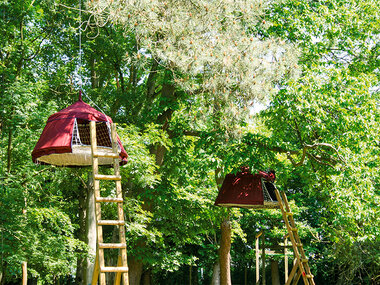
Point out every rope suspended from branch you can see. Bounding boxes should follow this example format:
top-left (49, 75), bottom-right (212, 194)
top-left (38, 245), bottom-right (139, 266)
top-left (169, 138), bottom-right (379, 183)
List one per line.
top-left (77, 0), bottom-right (110, 125)
top-left (79, 0), bottom-right (82, 91)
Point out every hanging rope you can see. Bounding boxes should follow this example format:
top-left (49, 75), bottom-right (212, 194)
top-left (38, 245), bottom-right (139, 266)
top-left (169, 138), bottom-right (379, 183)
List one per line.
top-left (77, 0), bottom-right (111, 126)
top-left (79, 0), bottom-right (82, 91)
top-left (80, 90), bottom-right (110, 124)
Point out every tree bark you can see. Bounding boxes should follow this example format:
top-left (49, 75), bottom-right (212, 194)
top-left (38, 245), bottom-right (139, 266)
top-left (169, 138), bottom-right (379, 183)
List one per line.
top-left (90, 56), bottom-right (99, 89)
top-left (85, 176), bottom-right (96, 284)
top-left (219, 217), bottom-right (232, 285)
top-left (211, 260), bottom-right (221, 285)
top-left (22, 262), bottom-right (27, 285)
top-left (128, 70), bottom-right (176, 285)
top-left (142, 269), bottom-right (151, 285)
top-left (270, 260), bottom-right (280, 285)
top-left (75, 176), bottom-right (88, 284)
top-left (128, 256), bottom-right (144, 285)
top-left (191, 265), bottom-right (199, 285)
top-left (0, 262), bottom-right (7, 285)
top-left (7, 122), bottom-right (12, 173)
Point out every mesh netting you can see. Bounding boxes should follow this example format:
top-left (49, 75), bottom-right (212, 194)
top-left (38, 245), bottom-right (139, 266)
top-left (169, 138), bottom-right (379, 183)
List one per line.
top-left (262, 180), bottom-right (278, 202)
top-left (262, 179), bottom-right (273, 202)
top-left (72, 119), bottom-right (112, 148)
top-left (36, 119), bottom-right (121, 166)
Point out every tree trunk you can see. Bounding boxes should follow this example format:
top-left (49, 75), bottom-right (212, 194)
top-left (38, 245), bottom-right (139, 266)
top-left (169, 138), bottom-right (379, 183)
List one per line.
top-left (270, 260), bottom-right (280, 285)
top-left (22, 262), bottom-right (27, 285)
top-left (0, 262), bottom-right (7, 285)
top-left (211, 261), bottom-right (221, 285)
top-left (75, 176), bottom-right (88, 284)
top-left (128, 70), bottom-right (176, 285)
top-left (85, 176), bottom-right (96, 284)
top-left (128, 256), bottom-right (144, 285)
top-left (191, 265), bottom-right (199, 285)
top-left (219, 217), bottom-right (232, 285)
top-left (244, 265), bottom-right (247, 285)
top-left (90, 57), bottom-right (99, 89)
top-left (142, 269), bottom-right (151, 285)
top-left (7, 123), bottom-right (12, 173)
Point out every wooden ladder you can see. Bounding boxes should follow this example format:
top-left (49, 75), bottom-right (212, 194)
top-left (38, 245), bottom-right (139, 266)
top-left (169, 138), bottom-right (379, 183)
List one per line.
top-left (274, 188), bottom-right (315, 285)
top-left (90, 121), bottom-right (129, 285)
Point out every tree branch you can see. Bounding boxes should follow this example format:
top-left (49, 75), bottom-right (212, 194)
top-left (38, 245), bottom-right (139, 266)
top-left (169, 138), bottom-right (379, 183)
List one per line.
top-left (287, 142), bottom-right (346, 167)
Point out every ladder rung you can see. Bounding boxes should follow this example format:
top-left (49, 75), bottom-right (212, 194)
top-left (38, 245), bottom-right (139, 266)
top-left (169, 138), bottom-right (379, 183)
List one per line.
top-left (99, 243), bottom-right (127, 249)
top-left (98, 220), bottom-right (125, 226)
top-left (302, 258), bottom-right (308, 263)
top-left (291, 227), bottom-right (298, 232)
top-left (94, 174), bottom-right (122, 181)
top-left (100, 266), bottom-right (129, 273)
top-left (96, 197), bottom-right (123, 203)
top-left (306, 274), bottom-right (314, 278)
top-left (296, 243), bottom-right (303, 247)
top-left (286, 212), bottom-right (294, 216)
top-left (93, 152), bottom-right (120, 158)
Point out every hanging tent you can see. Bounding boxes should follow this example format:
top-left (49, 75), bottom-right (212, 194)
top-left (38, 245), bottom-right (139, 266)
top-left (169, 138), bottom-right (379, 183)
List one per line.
top-left (214, 167), bottom-right (278, 209)
top-left (32, 94), bottom-right (128, 166)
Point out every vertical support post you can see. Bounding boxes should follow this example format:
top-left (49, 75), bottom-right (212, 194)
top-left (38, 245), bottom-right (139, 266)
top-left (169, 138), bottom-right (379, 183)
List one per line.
top-left (284, 235), bottom-right (288, 283)
top-left (90, 121), bottom-right (106, 285)
top-left (255, 231), bottom-right (262, 285)
top-left (22, 262), bottom-right (27, 285)
top-left (261, 231), bottom-right (266, 285)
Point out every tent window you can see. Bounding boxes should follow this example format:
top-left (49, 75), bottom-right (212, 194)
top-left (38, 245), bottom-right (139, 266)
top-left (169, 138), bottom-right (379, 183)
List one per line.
top-left (262, 179), bottom-right (277, 202)
top-left (72, 119), bottom-right (112, 148)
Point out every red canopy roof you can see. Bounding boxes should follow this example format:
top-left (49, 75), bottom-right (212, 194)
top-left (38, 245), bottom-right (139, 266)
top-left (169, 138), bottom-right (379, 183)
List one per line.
top-left (32, 97), bottom-right (128, 165)
top-left (214, 168), bottom-right (276, 208)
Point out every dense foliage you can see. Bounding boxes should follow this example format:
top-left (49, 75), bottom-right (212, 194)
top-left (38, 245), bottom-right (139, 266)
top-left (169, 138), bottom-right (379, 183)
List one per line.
top-left (1, 0), bottom-right (378, 284)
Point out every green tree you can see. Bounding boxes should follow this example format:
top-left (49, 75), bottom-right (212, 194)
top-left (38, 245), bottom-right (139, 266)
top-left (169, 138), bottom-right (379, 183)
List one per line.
top-left (247, 0), bottom-right (380, 283)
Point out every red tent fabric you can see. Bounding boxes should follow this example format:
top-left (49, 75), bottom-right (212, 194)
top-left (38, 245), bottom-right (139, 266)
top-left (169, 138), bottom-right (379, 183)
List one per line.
top-left (214, 167), bottom-right (277, 209)
top-left (32, 96), bottom-right (128, 166)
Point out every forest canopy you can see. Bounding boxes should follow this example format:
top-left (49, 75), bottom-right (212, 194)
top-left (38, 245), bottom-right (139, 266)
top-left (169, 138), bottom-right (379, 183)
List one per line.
top-left (0, 0), bottom-right (379, 284)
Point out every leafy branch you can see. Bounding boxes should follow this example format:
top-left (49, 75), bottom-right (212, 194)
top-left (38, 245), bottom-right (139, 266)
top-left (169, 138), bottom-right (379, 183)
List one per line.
top-left (286, 142), bottom-right (345, 168)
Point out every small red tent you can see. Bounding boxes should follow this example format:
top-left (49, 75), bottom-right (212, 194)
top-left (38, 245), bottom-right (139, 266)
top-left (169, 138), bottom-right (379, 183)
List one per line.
top-left (32, 95), bottom-right (128, 166)
top-left (214, 167), bottom-right (278, 209)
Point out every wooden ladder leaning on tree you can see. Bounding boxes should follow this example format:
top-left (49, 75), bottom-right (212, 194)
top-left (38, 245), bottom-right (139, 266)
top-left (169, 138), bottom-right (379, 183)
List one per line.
top-left (90, 121), bottom-right (129, 285)
top-left (274, 188), bottom-right (315, 285)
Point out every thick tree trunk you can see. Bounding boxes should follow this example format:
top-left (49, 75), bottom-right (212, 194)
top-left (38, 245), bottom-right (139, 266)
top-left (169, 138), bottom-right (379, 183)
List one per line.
top-left (128, 256), bottom-right (144, 285)
top-left (270, 260), bottom-right (280, 285)
top-left (211, 261), bottom-right (221, 285)
top-left (142, 269), bottom-right (151, 285)
top-left (128, 70), bottom-right (176, 285)
top-left (219, 217), bottom-right (232, 285)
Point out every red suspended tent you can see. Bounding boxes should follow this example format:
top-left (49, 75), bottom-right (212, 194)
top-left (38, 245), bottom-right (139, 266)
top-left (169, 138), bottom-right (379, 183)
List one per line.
top-left (32, 94), bottom-right (127, 166)
top-left (214, 167), bottom-right (278, 209)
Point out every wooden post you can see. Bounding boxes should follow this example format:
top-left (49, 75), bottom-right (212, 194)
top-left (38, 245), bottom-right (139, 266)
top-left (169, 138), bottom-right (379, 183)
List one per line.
top-left (255, 231), bottom-right (262, 285)
top-left (284, 235), bottom-right (288, 283)
top-left (22, 262), bottom-right (27, 285)
top-left (261, 231), bottom-right (266, 285)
